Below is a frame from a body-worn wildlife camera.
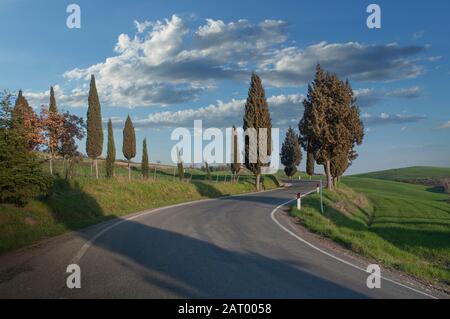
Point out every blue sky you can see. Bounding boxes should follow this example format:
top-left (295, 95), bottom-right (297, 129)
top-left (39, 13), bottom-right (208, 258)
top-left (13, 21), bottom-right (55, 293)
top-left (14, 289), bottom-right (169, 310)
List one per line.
top-left (1, 0), bottom-right (450, 173)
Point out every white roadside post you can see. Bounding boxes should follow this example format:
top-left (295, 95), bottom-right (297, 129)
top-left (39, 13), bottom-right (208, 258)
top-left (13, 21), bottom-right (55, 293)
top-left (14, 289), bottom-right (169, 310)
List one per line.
top-left (297, 193), bottom-right (302, 210)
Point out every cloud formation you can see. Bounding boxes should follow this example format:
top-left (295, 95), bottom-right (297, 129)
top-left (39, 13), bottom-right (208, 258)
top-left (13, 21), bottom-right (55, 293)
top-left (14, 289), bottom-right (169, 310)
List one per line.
top-left (108, 94), bottom-right (305, 129)
top-left (25, 15), bottom-right (430, 108)
top-left (362, 112), bottom-right (426, 126)
top-left (354, 86), bottom-right (422, 108)
top-left (439, 121), bottom-right (450, 129)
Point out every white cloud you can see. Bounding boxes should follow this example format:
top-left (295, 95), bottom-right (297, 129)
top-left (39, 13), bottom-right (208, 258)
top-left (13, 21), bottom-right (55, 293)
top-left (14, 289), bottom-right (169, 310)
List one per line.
top-left (439, 121), bottom-right (450, 129)
top-left (363, 112), bottom-right (427, 126)
top-left (384, 86), bottom-right (422, 98)
top-left (25, 85), bottom-right (87, 108)
top-left (354, 86), bottom-right (422, 108)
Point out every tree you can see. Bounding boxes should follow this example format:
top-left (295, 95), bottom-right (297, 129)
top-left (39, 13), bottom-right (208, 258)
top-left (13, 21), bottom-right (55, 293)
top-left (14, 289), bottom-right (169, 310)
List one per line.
top-left (0, 92), bottom-right (53, 206)
top-left (40, 106), bottom-right (64, 175)
top-left (12, 90), bottom-right (43, 151)
top-left (57, 111), bottom-right (86, 179)
top-left (86, 75), bottom-right (103, 179)
top-left (204, 162), bottom-right (212, 181)
top-left (105, 119), bottom-right (116, 178)
top-left (230, 126), bottom-right (241, 182)
top-left (176, 147), bottom-right (184, 181)
top-left (330, 152), bottom-right (350, 186)
top-left (243, 73), bottom-right (272, 190)
top-left (141, 138), bottom-right (149, 180)
top-left (122, 115), bottom-right (136, 180)
top-left (280, 127), bottom-right (302, 179)
top-left (49, 86), bottom-right (57, 113)
top-left (306, 151), bottom-right (315, 179)
top-left (299, 65), bottom-right (363, 189)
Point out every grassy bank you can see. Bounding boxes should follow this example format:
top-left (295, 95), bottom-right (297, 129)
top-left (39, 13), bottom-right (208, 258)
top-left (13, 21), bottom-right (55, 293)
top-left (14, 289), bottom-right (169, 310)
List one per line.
top-left (291, 177), bottom-right (450, 288)
top-left (0, 174), bottom-right (279, 254)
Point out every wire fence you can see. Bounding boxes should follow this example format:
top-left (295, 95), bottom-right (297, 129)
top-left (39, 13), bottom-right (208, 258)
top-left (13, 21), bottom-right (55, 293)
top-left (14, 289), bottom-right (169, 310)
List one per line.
top-left (41, 158), bottom-right (259, 185)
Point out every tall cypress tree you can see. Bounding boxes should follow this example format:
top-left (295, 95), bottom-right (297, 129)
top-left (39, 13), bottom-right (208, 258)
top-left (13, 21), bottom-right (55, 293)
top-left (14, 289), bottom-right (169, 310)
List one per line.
top-left (86, 75), bottom-right (103, 179)
top-left (243, 73), bottom-right (272, 191)
top-left (280, 127), bottom-right (302, 179)
top-left (45, 86), bottom-right (63, 176)
top-left (49, 86), bottom-right (57, 113)
top-left (230, 125), bottom-right (241, 182)
top-left (122, 115), bottom-right (136, 180)
top-left (176, 147), bottom-right (184, 181)
top-left (141, 138), bottom-right (149, 180)
top-left (105, 119), bottom-right (116, 178)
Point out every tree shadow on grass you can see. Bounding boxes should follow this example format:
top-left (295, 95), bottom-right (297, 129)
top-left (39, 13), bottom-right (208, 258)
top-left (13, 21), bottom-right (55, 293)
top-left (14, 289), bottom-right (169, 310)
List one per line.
top-left (371, 226), bottom-right (450, 251)
top-left (191, 181), bottom-right (224, 198)
top-left (42, 178), bottom-right (112, 231)
top-left (427, 186), bottom-right (446, 194)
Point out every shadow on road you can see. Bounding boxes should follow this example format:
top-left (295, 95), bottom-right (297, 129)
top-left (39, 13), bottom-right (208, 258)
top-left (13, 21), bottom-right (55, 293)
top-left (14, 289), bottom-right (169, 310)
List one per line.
top-left (71, 216), bottom-right (369, 298)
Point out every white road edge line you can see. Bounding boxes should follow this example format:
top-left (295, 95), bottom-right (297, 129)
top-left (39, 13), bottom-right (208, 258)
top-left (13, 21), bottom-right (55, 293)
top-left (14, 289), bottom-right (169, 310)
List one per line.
top-left (270, 191), bottom-right (438, 299)
top-left (72, 185), bottom-right (284, 264)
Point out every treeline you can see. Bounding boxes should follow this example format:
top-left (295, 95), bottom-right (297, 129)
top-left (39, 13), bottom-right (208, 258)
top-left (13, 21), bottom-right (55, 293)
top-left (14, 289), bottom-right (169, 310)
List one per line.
top-left (1, 64), bottom-right (363, 205)
top-left (0, 75), bottom-right (149, 205)
top-left (86, 76), bottom-right (147, 181)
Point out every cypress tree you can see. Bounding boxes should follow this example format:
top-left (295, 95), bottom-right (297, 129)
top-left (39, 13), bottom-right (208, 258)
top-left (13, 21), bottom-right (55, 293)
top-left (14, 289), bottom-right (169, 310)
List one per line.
top-left (280, 127), bottom-right (302, 179)
top-left (300, 65), bottom-right (364, 189)
top-left (306, 150), bottom-right (315, 179)
top-left (176, 147), bottom-right (184, 181)
top-left (205, 162), bottom-right (212, 181)
top-left (230, 126), bottom-right (241, 182)
top-left (243, 73), bottom-right (272, 191)
top-left (49, 86), bottom-right (57, 113)
top-left (86, 75), bottom-right (103, 179)
top-left (122, 115), bottom-right (136, 180)
top-left (105, 119), bottom-right (116, 178)
top-left (141, 138), bottom-right (149, 180)
top-left (47, 86), bottom-right (60, 175)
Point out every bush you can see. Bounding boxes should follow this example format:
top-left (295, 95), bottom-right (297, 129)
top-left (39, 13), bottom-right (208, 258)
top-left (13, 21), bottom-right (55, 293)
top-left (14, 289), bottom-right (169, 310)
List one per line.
top-left (0, 129), bottom-right (53, 206)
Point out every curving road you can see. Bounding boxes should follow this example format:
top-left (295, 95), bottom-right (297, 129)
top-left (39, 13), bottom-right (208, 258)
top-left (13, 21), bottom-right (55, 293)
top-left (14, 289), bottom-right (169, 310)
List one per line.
top-left (0, 181), bottom-right (442, 299)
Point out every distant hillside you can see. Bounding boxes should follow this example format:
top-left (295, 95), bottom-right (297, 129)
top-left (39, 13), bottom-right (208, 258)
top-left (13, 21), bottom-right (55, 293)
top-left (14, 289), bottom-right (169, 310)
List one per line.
top-left (355, 166), bottom-right (450, 180)
top-left (354, 166), bottom-right (450, 186)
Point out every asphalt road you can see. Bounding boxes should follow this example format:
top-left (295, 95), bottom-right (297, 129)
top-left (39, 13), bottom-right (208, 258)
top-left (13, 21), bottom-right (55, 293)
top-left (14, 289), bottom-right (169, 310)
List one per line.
top-left (0, 181), bottom-right (442, 299)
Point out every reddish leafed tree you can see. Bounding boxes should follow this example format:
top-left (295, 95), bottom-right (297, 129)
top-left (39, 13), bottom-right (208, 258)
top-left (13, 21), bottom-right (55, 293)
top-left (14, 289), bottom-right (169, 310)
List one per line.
top-left (40, 107), bottom-right (64, 175)
top-left (58, 111), bottom-right (86, 179)
top-left (12, 90), bottom-right (44, 151)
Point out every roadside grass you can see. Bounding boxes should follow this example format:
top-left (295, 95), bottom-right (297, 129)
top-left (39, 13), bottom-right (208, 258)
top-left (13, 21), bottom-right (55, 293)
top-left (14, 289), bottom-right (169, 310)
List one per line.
top-left (0, 174), bottom-right (279, 254)
top-left (291, 177), bottom-right (450, 288)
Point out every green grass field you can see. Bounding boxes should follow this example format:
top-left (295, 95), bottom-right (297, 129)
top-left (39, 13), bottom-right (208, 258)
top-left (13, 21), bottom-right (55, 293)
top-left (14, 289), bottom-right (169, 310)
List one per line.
top-left (291, 170), bottom-right (450, 288)
top-left (355, 166), bottom-right (450, 182)
top-left (0, 164), bottom-right (279, 254)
